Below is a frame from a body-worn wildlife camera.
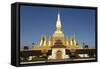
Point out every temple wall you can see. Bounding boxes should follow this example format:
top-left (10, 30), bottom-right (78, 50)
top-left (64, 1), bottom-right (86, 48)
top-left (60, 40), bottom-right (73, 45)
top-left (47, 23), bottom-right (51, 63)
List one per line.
top-left (51, 48), bottom-right (67, 59)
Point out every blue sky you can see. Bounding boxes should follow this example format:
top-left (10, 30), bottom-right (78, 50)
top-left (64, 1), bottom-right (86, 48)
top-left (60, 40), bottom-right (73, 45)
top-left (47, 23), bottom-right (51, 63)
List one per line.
top-left (20, 5), bottom-right (96, 48)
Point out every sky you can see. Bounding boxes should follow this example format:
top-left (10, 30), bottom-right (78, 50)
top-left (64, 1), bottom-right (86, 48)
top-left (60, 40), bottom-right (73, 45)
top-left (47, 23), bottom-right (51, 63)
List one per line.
top-left (20, 5), bottom-right (96, 48)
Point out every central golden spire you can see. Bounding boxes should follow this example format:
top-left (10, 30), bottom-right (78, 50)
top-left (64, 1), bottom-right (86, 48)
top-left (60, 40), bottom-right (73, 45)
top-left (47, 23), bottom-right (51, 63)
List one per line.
top-left (53, 12), bottom-right (64, 38)
top-left (56, 12), bottom-right (61, 31)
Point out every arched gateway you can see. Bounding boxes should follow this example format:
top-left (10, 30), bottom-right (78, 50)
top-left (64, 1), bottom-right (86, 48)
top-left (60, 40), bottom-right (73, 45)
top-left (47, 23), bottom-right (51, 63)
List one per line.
top-left (50, 40), bottom-right (67, 60)
top-left (56, 50), bottom-right (62, 59)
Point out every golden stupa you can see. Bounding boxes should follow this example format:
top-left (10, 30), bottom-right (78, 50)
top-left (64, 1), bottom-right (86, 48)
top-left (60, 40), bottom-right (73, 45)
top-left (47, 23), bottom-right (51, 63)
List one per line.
top-left (32, 12), bottom-right (81, 50)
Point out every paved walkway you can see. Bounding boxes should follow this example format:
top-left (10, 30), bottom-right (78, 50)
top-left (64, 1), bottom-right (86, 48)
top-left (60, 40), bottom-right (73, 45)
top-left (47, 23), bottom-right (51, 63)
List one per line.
top-left (20, 58), bottom-right (96, 64)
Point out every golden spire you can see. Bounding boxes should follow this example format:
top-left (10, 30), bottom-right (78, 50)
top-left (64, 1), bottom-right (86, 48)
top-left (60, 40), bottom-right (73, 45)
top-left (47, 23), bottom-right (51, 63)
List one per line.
top-left (56, 12), bottom-right (61, 31)
top-left (73, 34), bottom-right (76, 46)
top-left (53, 12), bottom-right (64, 38)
